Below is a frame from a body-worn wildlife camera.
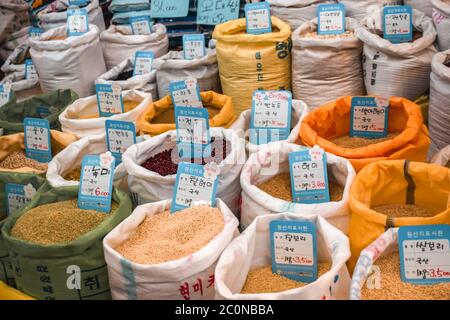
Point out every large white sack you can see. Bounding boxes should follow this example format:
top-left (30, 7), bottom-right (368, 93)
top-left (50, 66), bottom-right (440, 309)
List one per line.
top-left (103, 199), bottom-right (239, 300)
top-left (59, 89), bottom-right (151, 138)
top-left (430, 144), bottom-right (450, 167)
top-left (405, 0), bottom-right (434, 17)
top-left (100, 24), bottom-right (169, 70)
top-left (29, 24), bottom-right (107, 98)
top-left (0, 0), bottom-right (29, 43)
top-left (1, 42), bottom-right (28, 74)
top-left (36, 0), bottom-right (105, 31)
top-left (153, 49), bottom-right (220, 99)
top-left (292, 17), bottom-right (365, 110)
top-left (122, 128), bottom-right (246, 214)
top-left (432, 0), bottom-right (450, 51)
top-left (240, 142), bottom-right (356, 233)
top-left (96, 57), bottom-right (158, 101)
top-left (267, 0), bottom-right (336, 31)
top-left (0, 71), bottom-right (42, 102)
top-left (357, 8), bottom-right (438, 101)
top-left (215, 212), bottom-right (351, 300)
top-left (337, 0), bottom-right (403, 20)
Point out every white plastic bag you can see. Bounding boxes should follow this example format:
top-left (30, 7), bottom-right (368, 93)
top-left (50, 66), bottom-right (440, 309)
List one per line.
top-left (215, 212), bottom-right (351, 300)
top-left (59, 89), bottom-right (151, 138)
top-left (240, 142), bottom-right (356, 233)
top-left (292, 18), bottom-right (365, 109)
top-left (404, 0), bottom-right (434, 17)
top-left (0, 71), bottom-right (42, 102)
top-left (103, 199), bottom-right (239, 300)
top-left (337, 1), bottom-right (403, 20)
top-left (432, 0), bottom-right (450, 51)
top-left (100, 24), bottom-right (169, 70)
top-left (430, 144), bottom-right (450, 167)
top-left (153, 49), bottom-right (220, 98)
top-left (29, 24), bottom-right (107, 98)
top-left (122, 128), bottom-right (246, 214)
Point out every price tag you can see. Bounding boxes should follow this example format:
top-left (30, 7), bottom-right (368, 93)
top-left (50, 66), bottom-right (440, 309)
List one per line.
top-left (317, 3), bottom-right (346, 35)
top-left (150, 0), bottom-right (189, 18)
top-left (196, 0), bottom-right (240, 25)
top-left (69, 0), bottom-right (88, 7)
top-left (105, 119), bottom-right (136, 165)
top-left (78, 152), bottom-right (115, 213)
top-left (5, 183), bottom-right (37, 216)
top-left (383, 5), bottom-right (413, 43)
top-left (25, 59), bottom-right (38, 81)
top-left (0, 83), bottom-right (12, 108)
top-left (169, 78), bottom-right (203, 108)
top-left (183, 34), bottom-right (206, 60)
top-left (133, 51), bottom-right (154, 76)
top-left (67, 8), bottom-right (89, 36)
top-left (95, 83), bottom-right (125, 117)
top-left (244, 2), bottom-right (272, 35)
top-left (270, 220), bottom-right (318, 283)
top-left (130, 16), bottom-right (153, 35)
top-left (24, 117), bottom-right (52, 163)
top-left (170, 162), bottom-right (219, 213)
top-left (250, 90), bottom-right (292, 145)
top-left (28, 27), bottom-right (43, 38)
top-left (398, 225), bottom-right (450, 284)
top-left (288, 146), bottom-right (330, 204)
top-left (350, 97), bottom-right (389, 138)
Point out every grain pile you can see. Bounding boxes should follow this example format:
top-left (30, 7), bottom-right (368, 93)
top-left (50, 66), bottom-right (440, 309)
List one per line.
top-left (151, 106), bottom-right (220, 124)
top-left (303, 31), bottom-right (354, 40)
top-left (0, 151), bottom-right (48, 171)
top-left (115, 205), bottom-right (224, 264)
top-left (372, 204), bottom-right (434, 218)
top-left (71, 101), bottom-right (140, 119)
top-left (64, 167), bottom-right (81, 181)
top-left (241, 263), bottom-right (331, 294)
top-left (11, 200), bottom-right (118, 245)
top-left (331, 133), bottom-right (400, 148)
top-left (361, 252), bottom-right (450, 300)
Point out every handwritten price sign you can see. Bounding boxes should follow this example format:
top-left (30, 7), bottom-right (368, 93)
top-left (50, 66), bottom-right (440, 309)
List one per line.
top-left (383, 5), bottom-right (413, 43)
top-left (350, 97), bottom-right (389, 138)
top-left (24, 117), bottom-right (52, 163)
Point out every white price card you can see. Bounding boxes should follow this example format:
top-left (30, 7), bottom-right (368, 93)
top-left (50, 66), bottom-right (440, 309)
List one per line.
top-left (130, 16), bottom-right (153, 35)
top-left (169, 78), bottom-right (203, 108)
top-left (196, 0), bottom-right (240, 25)
top-left (183, 34), bottom-right (206, 60)
top-left (383, 5), bottom-right (413, 43)
top-left (105, 119), bottom-right (136, 165)
top-left (95, 83), bottom-right (124, 117)
top-left (28, 27), bottom-right (43, 38)
top-left (25, 59), bottom-right (38, 81)
top-left (317, 3), bottom-right (346, 35)
top-left (24, 117), bottom-right (52, 163)
top-left (0, 83), bottom-right (12, 108)
top-left (67, 8), bottom-right (89, 36)
top-left (350, 96), bottom-right (389, 138)
top-left (245, 2), bottom-right (272, 35)
top-left (133, 51), bottom-right (154, 76)
top-left (5, 183), bottom-right (37, 216)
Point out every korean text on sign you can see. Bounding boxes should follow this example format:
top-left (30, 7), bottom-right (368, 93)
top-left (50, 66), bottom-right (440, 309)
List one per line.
top-left (150, 0), bottom-right (189, 18)
top-left (0, 83), bottom-right (11, 108)
top-left (183, 34), bottom-right (206, 60)
top-left (67, 8), bottom-right (89, 36)
top-left (196, 0), bottom-right (240, 25)
top-left (245, 2), bottom-right (272, 35)
top-left (383, 5), bottom-right (413, 43)
top-left (169, 78), bottom-right (203, 108)
top-left (105, 120), bottom-right (136, 165)
top-left (130, 16), bottom-right (153, 35)
top-left (24, 117), bottom-right (52, 163)
top-left (5, 183), bottom-right (36, 216)
top-left (25, 59), bottom-right (38, 81)
top-left (133, 51), bottom-right (154, 76)
top-left (317, 3), bottom-right (346, 35)
top-left (95, 83), bottom-right (124, 117)
top-left (350, 96), bottom-right (389, 138)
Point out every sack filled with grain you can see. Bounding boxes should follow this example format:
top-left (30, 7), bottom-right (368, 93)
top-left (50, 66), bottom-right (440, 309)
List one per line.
top-left (350, 228), bottom-right (450, 300)
top-left (215, 212), bottom-right (351, 300)
top-left (213, 17), bottom-right (292, 114)
top-left (299, 96), bottom-right (430, 172)
top-left (337, 0), bottom-right (403, 21)
top-left (0, 71), bottom-right (42, 103)
top-left (348, 160), bottom-right (450, 272)
top-left (0, 0), bottom-right (29, 44)
top-left (137, 91), bottom-right (236, 136)
top-left (292, 17), bottom-right (365, 110)
top-left (103, 199), bottom-right (239, 300)
top-left (122, 128), bottom-right (245, 214)
top-left (430, 144), bottom-right (450, 168)
top-left (1, 184), bottom-right (132, 300)
top-left (404, 0), bottom-right (434, 17)
top-left (59, 89), bottom-right (151, 138)
top-left (432, 0), bottom-right (450, 51)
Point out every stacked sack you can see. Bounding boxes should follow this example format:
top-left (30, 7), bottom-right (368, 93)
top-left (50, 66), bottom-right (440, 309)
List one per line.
top-left (0, 0), bottom-right (30, 61)
top-left (432, 0), bottom-right (450, 51)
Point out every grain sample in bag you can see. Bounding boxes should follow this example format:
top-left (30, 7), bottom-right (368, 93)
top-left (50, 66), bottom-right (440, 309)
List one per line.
top-left (1, 184), bottom-right (132, 300)
top-left (215, 213), bottom-right (351, 299)
top-left (103, 199), bottom-right (239, 300)
top-left (432, 0), bottom-right (450, 51)
top-left (213, 17), bottom-right (292, 114)
top-left (337, 0), bottom-right (403, 21)
top-left (240, 142), bottom-right (355, 233)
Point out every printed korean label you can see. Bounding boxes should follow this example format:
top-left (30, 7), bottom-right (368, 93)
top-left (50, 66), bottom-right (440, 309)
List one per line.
top-left (250, 90), bottom-right (292, 145)
top-left (130, 16), bottom-right (153, 35)
top-left (25, 59), bottom-right (38, 81)
top-left (383, 5), bottom-right (413, 43)
top-left (67, 8), bottom-right (89, 36)
top-left (317, 3), bottom-right (346, 35)
top-left (169, 78), bottom-right (203, 108)
top-left (133, 51), bottom-right (154, 76)
top-left (0, 83), bottom-right (12, 108)
top-left (95, 83), bottom-right (124, 117)
top-left (196, 0), bottom-right (240, 25)
top-left (270, 220), bottom-right (318, 283)
top-left (398, 225), bottom-right (450, 284)
top-left (28, 27), bottom-right (43, 38)
top-left (105, 120), bottom-right (136, 165)
top-left (183, 34), bottom-right (206, 60)
top-left (24, 117), bottom-right (52, 163)
top-left (78, 153), bottom-right (115, 213)
top-left (5, 183), bottom-right (37, 216)
top-left (150, 0), bottom-right (190, 18)
top-left (245, 2), bottom-right (272, 35)
top-left (350, 96), bottom-right (389, 138)
top-left (288, 146), bottom-right (330, 204)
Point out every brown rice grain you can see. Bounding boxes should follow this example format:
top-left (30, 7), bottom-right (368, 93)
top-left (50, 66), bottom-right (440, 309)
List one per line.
top-left (303, 30), bottom-right (354, 40)
top-left (0, 150), bottom-right (48, 171)
top-left (372, 204), bottom-right (434, 218)
top-left (64, 167), bottom-right (81, 181)
top-left (330, 133), bottom-right (400, 148)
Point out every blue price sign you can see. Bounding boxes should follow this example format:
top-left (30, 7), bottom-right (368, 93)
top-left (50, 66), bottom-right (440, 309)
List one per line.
top-left (133, 51), bottom-right (154, 76)
top-left (25, 59), bottom-right (38, 81)
top-left (0, 83), bottom-right (12, 108)
top-left (383, 5), bottom-right (413, 43)
top-left (95, 83), bottom-right (125, 117)
top-left (67, 8), bottom-right (89, 36)
top-left (245, 2), bottom-right (272, 35)
top-left (169, 79), bottom-right (203, 108)
top-left (183, 34), bottom-right (206, 60)
top-left (130, 16), bottom-right (153, 35)
top-left (350, 97), bottom-right (389, 139)
top-left (24, 117), bottom-right (52, 163)
top-left (196, 0), bottom-right (240, 25)
top-left (317, 3), bottom-right (346, 35)
top-left (150, 0), bottom-right (189, 18)
top-left (28, 27), bottom-right (43, 38)
top-left (5, 183), bottom-right (36, 216)
top-left (105, 120), bottom-right (136, 165)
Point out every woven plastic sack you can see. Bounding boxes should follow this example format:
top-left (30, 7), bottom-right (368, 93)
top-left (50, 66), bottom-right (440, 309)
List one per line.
top-left (0, 281), bottom-right (34, 300)
top-left (213, 17), bottom-right (292, 114)
top-left (299, 96), bottom-right (431, 172)
top-left (0, 89), bottom-right (78, 135)
top-left (430, 144), bottom-right (450, 167)
top-left (348, 160), bottom-right (450, 272)
top-left (0, 26), bottom-right (29, 57)
top-left (0, 0), bottom-right (30, 44)
top-left (0, 71), bottom-right (42, 103)
top-left (59, 90), bottom-right (151, 138)
top-left (292, 17), bottom-right (365, 110)
top-left (1, 184), bottom-right (132, 300)
top-left (109, 0), bottom-right (150, 13)
top-left (432, 0), bottom-right (450, 51)
top-left (337, 0), bottom-right (403, 20)
top-left (137, 91), bottom-right (236, 136)
top-left (357, 9), bottom-right (438, 101)
top-left (404, 0), bottom-right (434, 17)
top-left (103, 199), bottom-right (239, 300)
top-left (110, 9), bottom-right (151, 25)
top-left (1, 42), bottom-right (29, 75)
top-left (122, 128), bottom-right (246, 214)
top-left (100, 24), bottom-right (169, 70)
top-left (36, 0), bottom-right (105, 31)
top-left (96, 57), bottom-right (158, 101)
top-left (215, 212), bottom-right (351, 300)
top-left (153, 49), bottom-right (220, 98)
top-left (29, 25), bottom-right (107, 98)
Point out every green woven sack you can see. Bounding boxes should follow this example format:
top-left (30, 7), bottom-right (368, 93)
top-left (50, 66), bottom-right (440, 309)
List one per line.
top-left (0, 89), bottom-right (78, 135)
top-left (1, 184), bottom-right (132, 300)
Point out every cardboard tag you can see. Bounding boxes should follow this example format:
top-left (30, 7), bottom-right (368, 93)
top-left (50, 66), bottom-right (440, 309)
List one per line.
top-left (67, 8), bottom-right (89, 36)
top-left (288, 146), bottom-right (330, 204)
top-left (0, 83), bottom-right (12, 108)
top-left (78, 152), bottom-right (115, 213)
top-left (105, 119), bottom-right (136, 165)
top-left (95, 83), bottom-right (125, 117)
top-left (150, 0), bottom-right (189, 18)
top-left (350, 96), bottom-right (389, 138)
top-left (196, 0), bottom-right (240, 25)
top-left (250, 90), bottom-right (292, 145)
top-left (5, 183), bottom-right (37, 216)
top-left (183, 34), bottom-right (206, 60)
top-left (28, 27), bottom-right (43, 38)
top-left (245, 2), bottom-right (272, 35)
top-left (270, 220), bottom-right (318, 282)
top-left (169, 78), bottom-right (203, 108)
top-left (25, 59), bottom-right (38, 81)
top-left (24, 117), bottom-right (52, 163)
top-left (130, 16), bottom-right (153, 35)
top-left (171, 162), bottom-right (219, 213)
top-left (398, 225), bottom-right (450, 284)
top-left (317, 3), bottom-right (346, 35)
top-left (133, 51), bottom-right (154, 76)
top-left (383, 5), bottom-right (413, 43)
